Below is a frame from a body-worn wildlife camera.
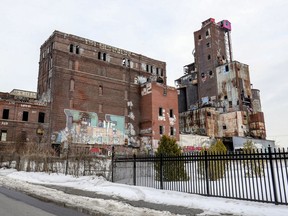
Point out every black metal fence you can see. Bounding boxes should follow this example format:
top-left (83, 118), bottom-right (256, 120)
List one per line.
top-left (112, 147), bottom-right (288, 205)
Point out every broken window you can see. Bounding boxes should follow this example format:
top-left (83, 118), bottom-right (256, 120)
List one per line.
top-left (2, 109), bottom-right (9, 119)
top-left (206, 42), bottom-right (210, 48)
top-left (224, 95), bottom-right (228, 100)
top-left (22, 111), bottom-right (29, 121)
top-left (159, 107), bottom-right (163, 116)
top-left (198, 35), bottom-right (202, 40)
top-left (0, 130), bottom-right (7, 141)
top-left (98, 52), bottom-right (101, 60)
top-left (223, 125), bottom-right (227, 130)
top-left (103, 53), bottom-right (106, 61)
top-left (146, 64), bottom-right (149, 72)
top-left (208, 55), bottom-right (211, 60)
top-left (38, 112), bottom-right (45, 123)
top-left (201, 72), bottom-right (205, 78)
top-left (209, 70), bottom-right (213, 76)
top-left (206, 30), bottom-right (210, 36)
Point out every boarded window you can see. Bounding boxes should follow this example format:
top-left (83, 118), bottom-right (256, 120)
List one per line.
top-left (2, 109), bottom-right (9, 119)
top-left (70, 79), bottom-right (75, 91)
top-left (99, 85), bottom-right (103, 96)
top-left (22, 111), bottom-right (29, 121)
top-left (38, 112), bottom-right (45, 123)
top-left (0, 130), bottom-right (7, 141)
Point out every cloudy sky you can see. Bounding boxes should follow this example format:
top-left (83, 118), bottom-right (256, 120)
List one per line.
top-left (1, 0), bottom-right (288, 147)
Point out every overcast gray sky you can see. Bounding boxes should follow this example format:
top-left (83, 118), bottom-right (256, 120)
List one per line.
top-left (1, 0), bottom-right (288, 147)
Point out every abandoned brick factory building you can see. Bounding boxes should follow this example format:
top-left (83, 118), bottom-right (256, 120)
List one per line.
top-left (0, 30), bottom-right (179, 154)
top-left (0, 18), bottom-right (274, 154)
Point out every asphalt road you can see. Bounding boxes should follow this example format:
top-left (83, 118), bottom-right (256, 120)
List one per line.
top-left (0, 186), bottom-right (90, 216)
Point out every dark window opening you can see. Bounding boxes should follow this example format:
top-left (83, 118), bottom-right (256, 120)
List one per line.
top-left (206, 30), bottom-right (209, 36)
top-left (159, 126), bottom-right (163, 135)
top-left (207, 112), bottom-right (211, 117)
top-left (201, 72), bottom-right (205, 78)
top-left (159, 107), bottom-right (163, 116)
top-left (2, 109), bottom-right (9, 119)
top-left (22, 111), bottom-right (29, 121)
top-left (224, 95), bottom-right (228, 100)
top-left (229, 101), bottom-right (232, 108)
top-left (38, 112), bottom-right (45, 123)
top-left (160, 69), bottom-right (163, 76)
top-left (76, 45), bottom-right (80, 54)
top-left (198, 35), bottom-right (202, 40)
top-left (103, 53), bottom-right (106, 61)
top-left (206, 43), bottom-right (210, 48)
top-left (146, 64), bottom-right (149, 72)
top-left (223, 125), bottom-right (227, 130)
top-left (156, 68), bottom-right (159, 75)
top-left (170, 127), bottom-right (174, 136)
top-left (169, 109), bottom-right (173, 118)
top-left (225, 65), bottom-right (229, 72)
top-left (150, 65), bottom-right (153, 73)
top-left (209, 70), bottom-right (213, 76)
top-left (69, 44), bottom-right (74, 53)
top-left (208, 55), bottom-right (211, 60)
top-left (98, 52), bottom-right (101, 60)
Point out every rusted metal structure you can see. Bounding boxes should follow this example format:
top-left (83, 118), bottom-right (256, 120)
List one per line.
top-left (176, 18), bottom-right (267, 150)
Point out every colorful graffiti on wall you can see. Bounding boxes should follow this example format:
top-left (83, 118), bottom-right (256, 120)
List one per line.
top-left (55, 109), bottom-right (125, 145)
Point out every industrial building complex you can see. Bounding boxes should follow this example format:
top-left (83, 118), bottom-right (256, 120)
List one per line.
top-left (0, 18), bottom-right (274, 154)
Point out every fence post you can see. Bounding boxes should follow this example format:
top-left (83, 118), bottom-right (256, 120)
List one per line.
top-left (160, 154), bottom-right (163, 189)
top-left (268, 146), bottom-right (278, 205)
top-left (111, 146), bottom-right (115, 182)
top-left (133, 154), bottom-right (136, 186)
top-left (204, 150), bottom-right (210, 196)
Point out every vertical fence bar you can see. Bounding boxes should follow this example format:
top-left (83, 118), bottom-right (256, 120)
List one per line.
top-left (160, 154), bottom-right (163, 189)
top-left (111, 146), bottom-right (115, 182)
top-left (133, 154), bottom-right (136, 186)
top-left (268, 146), bottom-right (278, 205)
top-left (204, 151), bottom-right (209, 196)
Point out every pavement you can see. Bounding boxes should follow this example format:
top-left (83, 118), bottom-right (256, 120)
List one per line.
top-left (40, 184), bottom-right (205, 216)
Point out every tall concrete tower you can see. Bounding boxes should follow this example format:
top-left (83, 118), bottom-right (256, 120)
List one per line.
top-left (194, 18), bottom-right (232, 102)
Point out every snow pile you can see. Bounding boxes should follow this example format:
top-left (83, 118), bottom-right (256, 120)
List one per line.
top-left (1, 168), bottom-right (288, 216)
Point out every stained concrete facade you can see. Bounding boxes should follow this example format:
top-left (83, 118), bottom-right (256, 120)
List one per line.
top-left (176, 18), bottom-right (267, 150)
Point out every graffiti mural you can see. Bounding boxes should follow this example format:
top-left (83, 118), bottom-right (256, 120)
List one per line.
top-left (55, 109), bottom-right (125, 145)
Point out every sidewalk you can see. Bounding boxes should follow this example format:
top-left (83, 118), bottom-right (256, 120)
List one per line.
top-left (41, 184), bottom-right (204, 216)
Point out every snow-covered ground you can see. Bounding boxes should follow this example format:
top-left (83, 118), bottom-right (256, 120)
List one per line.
top-left (0, 168), bottom-right (287, 216)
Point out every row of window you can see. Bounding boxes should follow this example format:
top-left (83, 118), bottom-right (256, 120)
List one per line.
top-left (1, 109), bottom-right (45, 123)
top-left (159, 107), bottom-right (174, 118)
top-left (159, 125), bottom-right (176, 136)
top-left (68, 44), bottom-right (164, 75)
